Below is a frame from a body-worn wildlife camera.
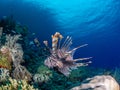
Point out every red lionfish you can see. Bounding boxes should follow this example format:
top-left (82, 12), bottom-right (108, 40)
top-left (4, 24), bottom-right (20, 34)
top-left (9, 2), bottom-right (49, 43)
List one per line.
top-left (43, 32), bottom-right (92, 76)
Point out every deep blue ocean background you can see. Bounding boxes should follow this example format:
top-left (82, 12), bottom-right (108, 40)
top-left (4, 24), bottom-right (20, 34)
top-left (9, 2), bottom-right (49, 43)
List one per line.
top-left (0, 0), bottom-right (120, 68)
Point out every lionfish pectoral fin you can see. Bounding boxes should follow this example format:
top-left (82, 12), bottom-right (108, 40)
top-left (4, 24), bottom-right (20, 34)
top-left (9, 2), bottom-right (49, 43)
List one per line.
top-left (67, 44), bottom-right (88, 54)
top-left (74, 57), bottom-right (92, 62)
top-left (76, 61), bottom-right (92, 67)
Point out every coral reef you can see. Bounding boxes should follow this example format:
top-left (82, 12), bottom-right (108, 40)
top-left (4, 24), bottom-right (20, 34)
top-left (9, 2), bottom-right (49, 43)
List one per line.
top-left (0, 16), bottom-right (101, 90)
top-left (44, 32), bottom-right (92, 76)
top-left (4, 34), bottom-right (32, 81)
top-left (0, 16), bottom-right (35, 88)
top-left (0, 27), bottom-right (31, 81)
top-left (0, 17), bottom-right (32, 81)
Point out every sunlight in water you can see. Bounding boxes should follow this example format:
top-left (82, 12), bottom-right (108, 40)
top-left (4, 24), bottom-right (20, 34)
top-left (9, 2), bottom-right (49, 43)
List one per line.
top-left (24, 0), bottom-right (120, 37)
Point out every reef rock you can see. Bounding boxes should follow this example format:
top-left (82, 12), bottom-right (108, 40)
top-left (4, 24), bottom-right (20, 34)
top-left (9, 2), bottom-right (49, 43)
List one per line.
top-left (70, 75), bottom-right (119, 90)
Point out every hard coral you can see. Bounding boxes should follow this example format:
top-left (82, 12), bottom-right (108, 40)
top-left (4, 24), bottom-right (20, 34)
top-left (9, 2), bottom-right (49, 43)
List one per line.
top-left (0, 78), bottom-right (38, 90)
top-left (44, 32), bottom-right (91, 76)
top-left (71, 75), bottom-right (120, 90)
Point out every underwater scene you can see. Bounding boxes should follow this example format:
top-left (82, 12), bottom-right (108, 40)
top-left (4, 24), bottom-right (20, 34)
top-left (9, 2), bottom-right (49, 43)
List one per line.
top-left (0, 0), bottom-right (120, 90)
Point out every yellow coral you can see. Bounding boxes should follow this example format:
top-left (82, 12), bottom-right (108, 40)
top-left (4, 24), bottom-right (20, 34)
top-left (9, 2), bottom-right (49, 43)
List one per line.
top-left (0, 78), bottom-right (38, 90)
top-left (0, 53), bottom-right (12, 70)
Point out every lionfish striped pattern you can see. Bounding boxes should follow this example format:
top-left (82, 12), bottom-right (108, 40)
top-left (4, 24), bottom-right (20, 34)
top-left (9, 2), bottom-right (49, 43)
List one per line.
top-left (44, 32), bottom-right (92, 76)
top-left (51, 32), bottom-right (60, 54)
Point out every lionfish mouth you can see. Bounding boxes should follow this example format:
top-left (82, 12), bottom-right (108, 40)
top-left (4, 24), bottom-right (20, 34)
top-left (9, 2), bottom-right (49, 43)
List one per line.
top-left (44, 32), bottom-right (92, 76)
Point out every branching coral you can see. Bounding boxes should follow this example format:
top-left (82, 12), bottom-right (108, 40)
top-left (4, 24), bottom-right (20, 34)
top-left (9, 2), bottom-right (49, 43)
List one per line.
top-left (44, 32), bottom-right (92, 76)
top-left (5, 34), bottom-right (22, 52)
top-left (0, 78), bottom-right (38, 90)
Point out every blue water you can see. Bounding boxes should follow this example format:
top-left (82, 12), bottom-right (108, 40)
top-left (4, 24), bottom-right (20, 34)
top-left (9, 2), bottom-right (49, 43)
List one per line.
top-left (0, 0), bottom-right (120, 68)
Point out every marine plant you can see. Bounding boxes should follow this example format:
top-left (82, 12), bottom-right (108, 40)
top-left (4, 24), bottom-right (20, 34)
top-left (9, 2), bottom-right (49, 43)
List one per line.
top-left (44, 32), bottom-right (92, 76)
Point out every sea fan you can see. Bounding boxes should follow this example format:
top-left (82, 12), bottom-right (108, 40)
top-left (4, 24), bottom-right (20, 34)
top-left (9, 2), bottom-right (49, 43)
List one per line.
top-left (44, 32), bottom-right (91, 76)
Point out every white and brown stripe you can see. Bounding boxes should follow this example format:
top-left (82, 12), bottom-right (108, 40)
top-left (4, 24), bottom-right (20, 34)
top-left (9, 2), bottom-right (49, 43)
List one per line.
top-left (52, 32), bottom-right (61, 54)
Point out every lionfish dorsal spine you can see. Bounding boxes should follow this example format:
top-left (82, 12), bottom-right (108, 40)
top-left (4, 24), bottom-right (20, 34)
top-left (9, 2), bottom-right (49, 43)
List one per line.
top-left (63, 37), bottom-right (72, 51)
top-left (52, 32), bottom-right (61, 54)
top-left (61, 36), bottom-right (69, 49)
top-left (58, 34), bottom-right (63, 49)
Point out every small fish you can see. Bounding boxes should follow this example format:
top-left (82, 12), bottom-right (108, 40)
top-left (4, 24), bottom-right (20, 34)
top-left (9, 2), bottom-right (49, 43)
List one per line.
top-left (29, 41), bottom-right (34, 45)
top-left (11, 30), bottom-right (17, 34)
top-left (32, 33), bottom-right (36, 36)
top-left (43, 40), bottom-right (48, 47)
top-left (0, 27), bottom-right (3, 36)
top-left (34, 38), bottom-right (40, 47)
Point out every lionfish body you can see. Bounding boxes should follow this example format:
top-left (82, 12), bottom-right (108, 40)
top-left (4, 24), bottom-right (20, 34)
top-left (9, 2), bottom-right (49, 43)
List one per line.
top-left (44, 32), bottom-right (91, 76)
